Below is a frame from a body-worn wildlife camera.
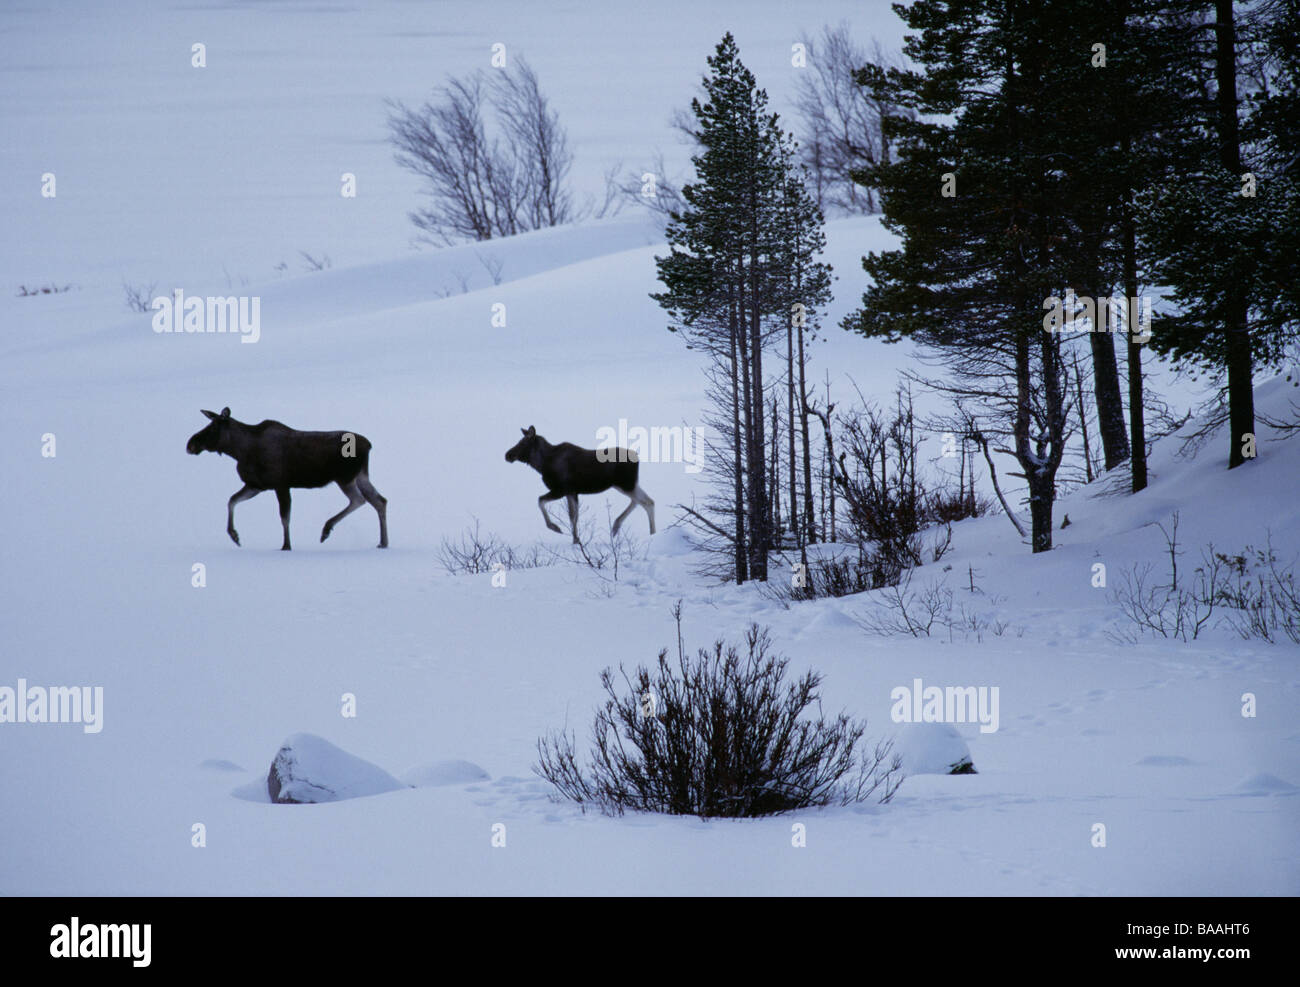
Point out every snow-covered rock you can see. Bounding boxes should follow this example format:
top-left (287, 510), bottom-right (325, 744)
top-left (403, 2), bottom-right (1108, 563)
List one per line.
top-left (646, 526), bottom-right (694, 558)
top-left (400, 759), bottom-right (490, 787)
top-left (1233, 772), bottom-right (1298, 796)
top-left (266, 733), bottom-right (407, 804)
top-left (894, 723), bottom-right (976, 775)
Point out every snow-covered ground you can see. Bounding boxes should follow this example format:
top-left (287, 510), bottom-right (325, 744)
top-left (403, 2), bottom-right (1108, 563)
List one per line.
top-left (1, 0), bottom-right (1296, 896)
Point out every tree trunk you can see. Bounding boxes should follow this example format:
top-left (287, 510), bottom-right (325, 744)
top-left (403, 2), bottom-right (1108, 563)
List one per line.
top-left (797, 318), bottom-right (816, 544)
top-left (1076, 360), bottom-right (1094, 482)
top-left (748, 240), bottom-right (769, 580)
top-left (1087, 326), bottom-right (1129, 470)
top-left (1216, 0), bottom-right (1254, 469)
top-left (1071, 350), bottom-right (1095, 482)
top-left (1028, 479), bottom-right (1054, 553)
top-left (770, 394), bottom-right (781, 542)
top-left (729, 279), bottom-right (748, 583)
top-left (786, 318), bottom-right (798, 549)
top-left (1120, 144), bottom-right (1148, 491)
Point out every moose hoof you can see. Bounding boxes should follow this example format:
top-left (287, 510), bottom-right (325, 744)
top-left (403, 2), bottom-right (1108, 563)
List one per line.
top-left (546, 524), bottom-right (562, 534)
top-left (377, 542), bottom-right (388, 549)
top-left (320, 527), bottom-right (332, 543)
top-left (228, 530), bottom-right (240, 546)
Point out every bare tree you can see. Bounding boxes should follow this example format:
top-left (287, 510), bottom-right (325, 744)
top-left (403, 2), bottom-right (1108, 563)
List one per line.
top-left (491, 57), bottom-right (575, 229)
top-left (388, 57), bottom-right (575, 245)
top-left (619, 151), bottom-right (687, 225)
top-left (794, 24), bottom-right (910, 214)
top-left (123, 281), bottom-right (158, 313)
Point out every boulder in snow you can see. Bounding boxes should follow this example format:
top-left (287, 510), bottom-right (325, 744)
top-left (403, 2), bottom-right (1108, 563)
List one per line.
top-left (894, 722), bottom-right (976, 775)
top-left (267, 733), bottom-right (407, 804)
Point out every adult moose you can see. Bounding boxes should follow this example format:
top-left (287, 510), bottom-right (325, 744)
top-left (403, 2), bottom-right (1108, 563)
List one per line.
top-left (186, 407), bottom-right (388, 550)
top-left (504, 426), bottom-right (654, 545)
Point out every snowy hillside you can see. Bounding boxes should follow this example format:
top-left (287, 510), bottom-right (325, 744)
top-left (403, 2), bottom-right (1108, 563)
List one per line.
top-left (1, 0), bottom-right (1296, 898)
top-left (2, 205), bottom-right (1297, 894)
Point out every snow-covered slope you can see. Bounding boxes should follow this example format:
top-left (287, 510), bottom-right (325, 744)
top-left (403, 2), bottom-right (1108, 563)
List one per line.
top-left (2, 208), bottom-right (1296, 895)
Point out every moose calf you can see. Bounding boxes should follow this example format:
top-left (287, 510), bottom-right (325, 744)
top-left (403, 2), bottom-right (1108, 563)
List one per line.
top-left (504, 425), bottom-right (654, 545)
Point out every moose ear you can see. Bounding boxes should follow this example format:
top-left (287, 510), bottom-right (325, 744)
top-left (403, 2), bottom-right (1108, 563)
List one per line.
top-left (526, 425), bottom-right (536, 436)
top-left (220, 407), bottom-right (231, 419)
top-left (201, 409), bottom-right (218, 421)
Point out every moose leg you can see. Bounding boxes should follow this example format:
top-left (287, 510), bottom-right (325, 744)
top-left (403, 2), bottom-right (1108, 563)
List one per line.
top-left (611, 496), bottom-right (637, 537)
top-left (226, 483), bottom-right (262, 546)
top-left (566, 494), bottom-right (580, 545)
top-left (354, 472), bottom-right (389, 548)
top-left (538, 492), bottom-right (564, 534)
top-left (321, 480), bottom-right (366, 544)
top-left (612, 485), bottom-right (655, 536)
top-left (275, 488), bottom-right (293, 551)
top-left (634, 485), bottom-right (656, 535)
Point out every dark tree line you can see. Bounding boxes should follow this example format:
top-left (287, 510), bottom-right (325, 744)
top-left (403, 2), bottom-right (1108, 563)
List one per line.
top-left (844, 0), bottom-right (1298, 553)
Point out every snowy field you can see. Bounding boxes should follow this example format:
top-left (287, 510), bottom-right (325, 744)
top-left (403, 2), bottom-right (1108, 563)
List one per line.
top-left (1, 0), bottom-right (1297, 896)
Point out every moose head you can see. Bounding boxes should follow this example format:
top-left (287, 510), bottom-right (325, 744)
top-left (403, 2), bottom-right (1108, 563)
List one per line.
top-left (187, 407), bottom-right (232, 455)
top-left (504, 425), bottom-right (539, 464)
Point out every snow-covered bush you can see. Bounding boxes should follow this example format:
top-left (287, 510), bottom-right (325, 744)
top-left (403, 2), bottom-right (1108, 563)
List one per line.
top-left (535, 610), bottom-right (904, 817)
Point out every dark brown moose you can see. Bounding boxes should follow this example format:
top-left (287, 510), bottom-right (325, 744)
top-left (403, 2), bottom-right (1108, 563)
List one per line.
top-left (187, 407), bottom-right (388, 550)
top-left (504, 425), bottom-right (654, 545)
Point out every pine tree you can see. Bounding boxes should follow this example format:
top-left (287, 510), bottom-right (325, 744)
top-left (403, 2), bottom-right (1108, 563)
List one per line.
top-left (843, 0), bottom-right (1074, 553)
top-left (1042, 0), bottom-right (1213, 491)
top-left (654, 34), bottom-right (831, 581)
top-left (1140, 0), bottom-right (1299, 467)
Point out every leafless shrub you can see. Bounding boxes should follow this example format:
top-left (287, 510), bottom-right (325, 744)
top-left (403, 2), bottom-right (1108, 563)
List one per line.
top-left (475, 252), bottom-right (505, 285)
top-left (388, 56), bottom-right (575, 245)
top-left (536, 609), bottom-right (904, 817)
top-left (566, 504), bottom-right (644, 589)
top-left (855, 568), bottom-right (953, 637)
top-left (1176, 392), bottom-right (1231, 459)
top-left (489, 57), bottom-right (574, 229)
top-left (1109, 519), bottom-right (1300, 644)
top-left (927, 488), bottom-right (995, 525)
top-left (1105, 513), bottom-right (1300, 644)
top-left (123, 281), bottom-right (157, 313)
top-left (942, 595), bottom-right (1017, 643)
top-left (299, 251), bottom-right (331, 272)
top-left (793, 23), bottom-right (910, 214)
top-left (854, 569), bottom-right (1023, 639)
top-left (435, 518), bottom-right (556, 575)
top-left (619, 151), bottom-right (687, 224)
top-left (590, 159), bottom-right (626, 219)
top-left (18, 282), bottom-right (74, 298)
top-left (1213, 538), bottom-right (1300, 644)
top-left (929, 522), bottom-right (953, 563)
